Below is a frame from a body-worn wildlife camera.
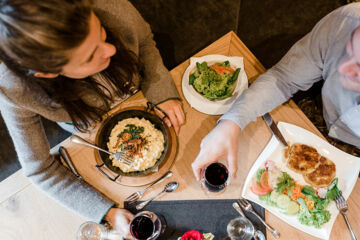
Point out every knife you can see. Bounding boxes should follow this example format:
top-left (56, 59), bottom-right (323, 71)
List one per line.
top-left (59, 146), bottom-right (82, 179)
top-left (262, 113), bottom-right (288, 147)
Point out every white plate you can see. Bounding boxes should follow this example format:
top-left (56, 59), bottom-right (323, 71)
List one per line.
top-left (181, 54), bottom-right (248, 115)
top-left (241, 122), bottom-right (360, 240)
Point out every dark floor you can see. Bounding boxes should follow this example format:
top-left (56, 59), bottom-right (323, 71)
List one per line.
top-left (0, 0), bottom-right (349, 181)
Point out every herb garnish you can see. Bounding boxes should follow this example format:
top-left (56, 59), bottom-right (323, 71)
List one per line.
top-left (118, 124), bottom-right (144, 140)
top-left (276, 172), bottom-right (296, 193)
top-left (115, 124), bottom-right (146, 157)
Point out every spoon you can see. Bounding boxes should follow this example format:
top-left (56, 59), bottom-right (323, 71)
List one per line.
top-left (136, 181), bottom-right (178, 210)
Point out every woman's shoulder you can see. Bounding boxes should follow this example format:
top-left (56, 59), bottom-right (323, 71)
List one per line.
top-left (0, 63), bottom-right (43, 109)
top-left (0, 63), bottom-right (27, 102)
top-left (0, 62), bottom-right (24, 90)
top-left (93, 0), bottom-right (150, 38)
top-left (93, 0), bottom-right (137, 17)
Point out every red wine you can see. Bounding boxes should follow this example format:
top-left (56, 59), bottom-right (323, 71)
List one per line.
top-left (204, 162), bottom-right (229, 192)
top-left (130, 216), bottom-right (154, 239)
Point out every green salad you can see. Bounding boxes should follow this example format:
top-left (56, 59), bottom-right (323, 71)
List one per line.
top-left (251, 163), bottom-right (340, 229)
top-left (189, 61), bottom-right (240, 101)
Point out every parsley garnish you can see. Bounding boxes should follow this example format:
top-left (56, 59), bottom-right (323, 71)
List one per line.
top-left (117, 124), bottom-right (144, 140)
top-left (276, 172), bottom-right (295, 193)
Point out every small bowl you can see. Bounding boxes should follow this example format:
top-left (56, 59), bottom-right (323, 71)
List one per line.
top-left (182, 54), bottom-right (248, 115)
top-left (188, 60), bottom-right (240, 101)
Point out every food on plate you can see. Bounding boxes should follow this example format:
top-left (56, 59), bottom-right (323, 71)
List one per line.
top-left (250, 160), bottom-right (340, 228)
top-left (107, 117), bottom-right (165, 173)
top-left (188, 61), bottom-right (240, 101)
top-left (287, 143), bottom-right (321, 174)
top-left (286, 143), bottom-right (337, 188)
top-left (303, 156), bottom-right (336, 188)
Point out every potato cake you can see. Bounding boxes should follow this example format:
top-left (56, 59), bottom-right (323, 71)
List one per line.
top-left (303, 156), bottom-right (336, 188)
top-left (287, 143), bottom-right (321, 174)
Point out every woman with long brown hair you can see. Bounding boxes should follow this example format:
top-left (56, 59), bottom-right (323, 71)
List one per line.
top-left (0, 0), bottom-right (185, 235)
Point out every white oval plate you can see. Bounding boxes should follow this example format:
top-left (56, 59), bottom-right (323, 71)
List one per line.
top-left (181, 54), bottom-right (248, 115)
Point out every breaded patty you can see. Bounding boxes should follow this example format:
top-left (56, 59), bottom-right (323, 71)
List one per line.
top-left (287, 143), bottom-right (321, 174)
top-left (303, 156), bottom-right (336, 188)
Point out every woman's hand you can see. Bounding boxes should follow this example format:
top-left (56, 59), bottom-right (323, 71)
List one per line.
top-left (104, 208), bottom-right (134, 238)
top-left (191, 120), bottom-right (241, 180)
top-left (155, 99), bottom-right (185, 135)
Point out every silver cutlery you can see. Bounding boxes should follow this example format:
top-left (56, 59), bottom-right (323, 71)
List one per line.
top-left (334, 193), bottom-right (358, 240)
top-left (232, 202), bottom-right (246, 217)
top-left (232, 202), bottom-right (265, 240)
top-left (70, 135), bottom-right (132, 165)
top-left (135, 181), bottom-right (178, 210)
top-left (238, 198), bottom-right (280, 239)
top-left (125, 171), bottom-right (173, 204)
top-left (262, 113), bottom-right (288, 147)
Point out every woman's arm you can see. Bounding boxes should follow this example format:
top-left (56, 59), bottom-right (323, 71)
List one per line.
top-left (0, 103), bottom-right (114, 222)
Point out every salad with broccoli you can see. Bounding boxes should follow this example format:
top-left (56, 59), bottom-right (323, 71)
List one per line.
top-left (189, 61), bottom-right (240, 101)
top-left (250, 160), bottom-right (340, 228)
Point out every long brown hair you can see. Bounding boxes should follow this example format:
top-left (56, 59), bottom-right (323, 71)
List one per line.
top-left (0, 0), bottom-right (142, 131)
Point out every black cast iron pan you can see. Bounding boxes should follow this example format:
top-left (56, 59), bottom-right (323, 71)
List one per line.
top-left (96, 109), bottom-right (169, 177)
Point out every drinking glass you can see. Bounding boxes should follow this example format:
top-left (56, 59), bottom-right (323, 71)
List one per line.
top-left (227, 216), bottom-right (265, 240)
top-left (200, 162), bottom-right (229, 196)
top-left (130, 211), bottom-right (166, 240)
top-left (76, 221), bottom-right (123, 240)
top-left (227, 217), bottom-right (254, 240)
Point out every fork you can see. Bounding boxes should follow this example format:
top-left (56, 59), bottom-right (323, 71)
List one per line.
top-left (125, 171), bottom-right (173, 205)
top-left (70, 135), bottom-right (132, 165)
top-left (238, 198), bottom-right (280, 239)
top-left (334, 193), bottom-right (358, 240)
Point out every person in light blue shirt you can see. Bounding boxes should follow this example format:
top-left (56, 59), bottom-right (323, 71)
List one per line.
top-left (192, 3), bottom-right (360, 180)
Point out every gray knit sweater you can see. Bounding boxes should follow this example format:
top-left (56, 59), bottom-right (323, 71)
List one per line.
top-left (0, 0), bottom-right (179, 222)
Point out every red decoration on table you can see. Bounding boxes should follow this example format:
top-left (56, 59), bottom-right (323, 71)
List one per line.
top-left (181, 230), bottom-right (204, 240)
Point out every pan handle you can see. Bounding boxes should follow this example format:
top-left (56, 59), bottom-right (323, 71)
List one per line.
top-left (59, 146), bottom-right (82, 179)
top-left (95, 163), bottom-right (121, 182)
top-left (146, 101), bottom-right (168, 122)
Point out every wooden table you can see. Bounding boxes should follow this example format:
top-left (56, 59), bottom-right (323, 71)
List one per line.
top-left (1, 32), bottom-right (359, 240)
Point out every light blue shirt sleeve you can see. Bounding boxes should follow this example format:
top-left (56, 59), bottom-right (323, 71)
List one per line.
top-left (220, 8), bottom-right (338, 130)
